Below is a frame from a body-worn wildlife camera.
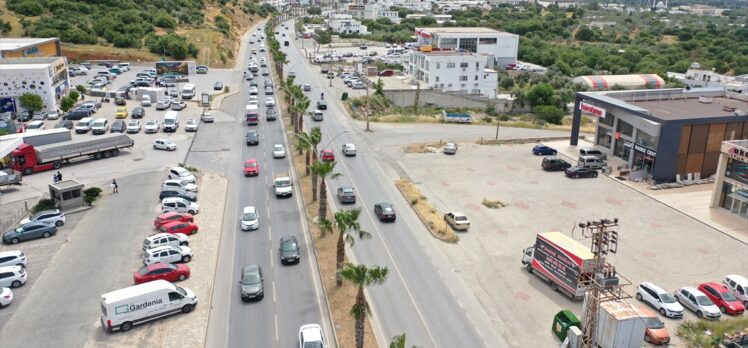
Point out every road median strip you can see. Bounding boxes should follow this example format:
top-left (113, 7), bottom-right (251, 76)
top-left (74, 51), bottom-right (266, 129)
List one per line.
top-left (395, 179), bottom-right (459, 243)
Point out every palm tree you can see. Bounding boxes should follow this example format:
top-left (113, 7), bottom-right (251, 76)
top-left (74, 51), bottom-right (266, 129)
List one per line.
top-left (338, 263), bottom-right (389, 348)
top-left (310, 160), bottom-right (341, 220)
top-left (317, 218), bottom-right (333, 237)
top-left (390, 333), bottom-right (421, 348)
top-left (293, 131), bottom-right (312, 175)
top-left (309, 127), bottom-right (322, 200)
top-left (333, 208), bottom-right (370, 286)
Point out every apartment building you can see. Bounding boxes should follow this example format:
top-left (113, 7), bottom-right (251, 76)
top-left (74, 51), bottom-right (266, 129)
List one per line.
top-left (407, 50), bottom-right (498, 98)
top-left (415, 27), bottom-right (518, 67)
top-left (328, 14), bottom-right (369, 35)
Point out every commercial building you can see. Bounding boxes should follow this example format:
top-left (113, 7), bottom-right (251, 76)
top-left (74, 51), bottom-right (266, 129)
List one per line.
top-left (0, 38), bottom-right (62, 59)
top-left (407, 50), bottom-right (498, 98)
top-left (415, 27), bottom-right (518, 67)
top-left (327, 14), bottom-right (369, 35)
top-left (572, 74), bottom-right (665, 91)
top-left (667, 64), bottom-right (748, 95)
top-left (384, 0), bottom-right (432, 12)
top-left (570, 88), bottom-right (748, 183)
top-left (346, 3), bottom-right (399, 22)
top-left (710, 140), bottom-right (748, 220)
top-left (0, 57), bottom-right (70, 114)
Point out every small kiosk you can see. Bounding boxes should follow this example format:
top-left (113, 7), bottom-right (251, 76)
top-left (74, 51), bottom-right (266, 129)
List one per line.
top-left (49, 180), bottom-right (84, 210)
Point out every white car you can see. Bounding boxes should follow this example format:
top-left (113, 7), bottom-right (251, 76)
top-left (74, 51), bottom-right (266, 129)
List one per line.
top-left (248, 95), bottom-right (259, 105)
top-left (0, 287), bottom-right (13, 307)
top-left (169, 167), bottom-right (196, 183)
top-left (273, 144), bottom-right (286, 159)
top-left (298, 324), bottom-right (326, 348)
top-left (723, 275), bottom-right (748, 308)
top-left (171, 101), bottom-right (187, 111)
top-left (636, 282), bottom-right (684, 318)
top-left (265, 97), bottom-right (275, 107)
top-left (444, 212), bottom-right (470, 231)
top-left (443, 142), bottom-right (458, 155)
top-left (145, 120), bottom-right (160, 133)
top-left (142, 233), bottom-right (189, 251)
top-left (47, 111), bottom-right (60, 120)
top-left (126, 120), bottom-right (141, 133)
top-left (241, 206), bottom-right (259, 231)
top-left (20, 209), bottom-right (65, 226)
top-left (153, 139), bottom-right (177, 151)
top-left (25, 121), bottom-right (45, 132)
top-left (249, 86), bottom-right (259, 95)
top-left (201, 112), bottom-right (214, 123)
top-left (0, 266), bottom-right (26, 288)
top-left (161, 197), bottom-right (200, 215)
top-left (0, 251), bottom-right (27, 268)
top-left (185, 118), bottom-right (198, 132)
top-left (342, 143), bottom-right (356, 156)
top-left (142, 245), bottom-right (193, 265)
top-left (162, 179), bottom-right (198, 192)
top-left (675, 286), bottom-right (721, 319)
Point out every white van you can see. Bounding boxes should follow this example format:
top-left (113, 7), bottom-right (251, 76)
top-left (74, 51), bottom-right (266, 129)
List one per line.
top-left (163, 111), bottom-right (179, 132)
top-left (75, 117), bottom-right (95, 134)
top-left (181, 84), bottom-right (196, 99)
top-left (141, 94), bottom-right (152, 107)
top-left (100, 280), bottom-right (197, 332)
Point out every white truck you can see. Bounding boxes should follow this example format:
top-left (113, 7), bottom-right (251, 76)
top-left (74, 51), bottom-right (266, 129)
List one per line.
top-left (100, 280), bottom-right (197, 332)
top-left (273, 173), bottom-right (293, 198)
top-left (595, 300), bottom-right (646, 348)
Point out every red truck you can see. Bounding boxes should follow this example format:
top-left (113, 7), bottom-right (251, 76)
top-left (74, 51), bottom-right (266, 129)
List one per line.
top-left (522, 231), bottom-right (596, 300)
top-left (11, 134), bottom-right (134, 175)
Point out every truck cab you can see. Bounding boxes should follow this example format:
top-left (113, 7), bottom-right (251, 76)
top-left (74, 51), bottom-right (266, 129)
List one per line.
top-left (273, 174), bottom-right (293, 198)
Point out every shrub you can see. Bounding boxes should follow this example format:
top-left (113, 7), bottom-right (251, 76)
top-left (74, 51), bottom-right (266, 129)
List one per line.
top-left (68, 91), bottom-right (80, 101)
top-left (410, 198), bottom-right (419, 205)
top-left (31, 198), bottom-right (57, 214)
top-left (76, 85), bottom-right (87, 94)
top-left (534, 105), bottom-right (564, 125)
top-left (223, 85), bottom-right (230, 93)
top-left (83, 187), bottom-right (103, 206)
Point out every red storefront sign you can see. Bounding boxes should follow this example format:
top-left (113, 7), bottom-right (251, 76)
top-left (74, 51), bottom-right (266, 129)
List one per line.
top-left (580, 102), bottom-right (606, 118)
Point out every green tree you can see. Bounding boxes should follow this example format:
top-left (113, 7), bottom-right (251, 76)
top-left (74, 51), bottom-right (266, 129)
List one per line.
top-left (68, 90), bottom-right (80, 101)
top-left (332, 209), bottom-right (371, 286)
top-left (534, 105), bottom-right (564, 125)
top-left (310, 160), bottom-right (341, 221)
top-left (307, 6), bottom-right (322, 15)
top-left (575, 27), bottom-right (595, 41)
top-left (338, 263), bottom-right (389, 348)
top-left (499, 76), bottom-right (515, 91)
top-left (59, 96), bottom-right (75, 113)
top-left (76, 84), bottom-right (87, 95)
top-left (309, 127), bottom-right (322, 200)
top-left (374, 78), bottom-right (384, 97)
top-left (390, 333), bottom-right (421, 348)
top-left (0, 19), bottom-right (11, 34)
top-left (154, 12), bottom-right (177, 29)
top-left (527, 83), bottom-right (555, 108)
top-left (19, 93), bottom-right (43, 114)
top-left (317, 218), bottom-right (333, 237)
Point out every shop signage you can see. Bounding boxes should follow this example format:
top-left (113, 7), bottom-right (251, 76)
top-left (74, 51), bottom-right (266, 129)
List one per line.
top-left (633, 144), bottom-right (657, 157)
top-left (623, 140), bottom-right (634, 148)
top-left (726, 146), bottom-right (748, 162)
top-left (579, 102), bottom-right (606, 118)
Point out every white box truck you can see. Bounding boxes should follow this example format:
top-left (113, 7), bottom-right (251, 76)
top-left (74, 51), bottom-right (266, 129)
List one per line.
top-left (594, 300), bottom-right (646, 348)
top-left (100, 280), bottom-right (197, 332)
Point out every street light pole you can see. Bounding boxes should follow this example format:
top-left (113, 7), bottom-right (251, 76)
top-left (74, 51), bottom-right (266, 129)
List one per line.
top-left (495, 115), bottom-right (500, 140)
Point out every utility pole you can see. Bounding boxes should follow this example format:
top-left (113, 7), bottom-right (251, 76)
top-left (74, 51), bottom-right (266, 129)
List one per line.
top-left (495, 114), bottom-right (500, 140)
top-left (364, 81), bottom-right (371, 132)
top-left (413, 81), bottom-right (420, 115)
top-left (576, 218), bottom-right (630, 348)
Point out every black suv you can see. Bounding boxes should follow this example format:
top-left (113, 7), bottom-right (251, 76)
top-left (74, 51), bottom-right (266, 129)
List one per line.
top-left (542, 157), bottom-right (571, 171)
top-left (279, 236), bottom-right (300, 265)
top-left (317, 100), bottom-right (327, 110)
top-left (246, 130), bottom-right (259, 145)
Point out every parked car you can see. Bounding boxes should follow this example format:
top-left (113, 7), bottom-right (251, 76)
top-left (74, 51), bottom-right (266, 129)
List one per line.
top-left (675, 286), bottom-right (721, 319)
top-left (142, 245), bottom-right (193, 265)
top-left (0, 251), bottom-right (27, 268)
top-left (299, 324), bottom-right (326, 348)
top-left (25, 121), bottom-right (45, 132)
top-left (20, 209), bottom-right (65, 227)
top-left (279, 236), bottom-right (300, 265)
top-left (111, 120), bottom-right (126, 133)
top-left (185, 118), bottom-right (198, 132)
top-left (54, 119), bottom-right (74, 130)
top-left (160, 186), bottom-right (197, 202)
top-left (578, 155), bottom-right (607, 169)
top-left (3, 222), bottom-right (57, 244)
top-left (153, 139), bottom-right (177, 151)
top-left (131, 107), bottom-right (145, 119)
top-left (444, 212), bottom-right (470, 231)
top-left (321, 149), bottom-right (335, 162)
top-left (144, 119), bottom-right (160, 133)
top-left (0, 266), bottom-right (26, 288)
top-left (443, 143), bottom-right (458, 155)
top-left (542, 158), bottom-right (571, 171)
top-left (565, 166), bottom-right (598, 179)
top-left (47, 111), bottom-right (60, 120)
top-left (723, 274), bottom-right (748, 308)
top-left (532, 144), bottom-right (557, 156)
top-left (342, 143), bottom-right (357, 156)
top-left (162, 179), bottom-right (198, 193)
top-left (114, 97), bottom-right (126, 106)
top-left (159, 220), bottom-right (199, 236)
top-left (273, 144), bottom-right (286, 158)
top-left (638, 305), bottom-right (671, 345)
top-left (133, 262), bottom-right (190, 284)
top-left (374, 203), bottom-right (396, 222)
top-left (239, 264), bottom-right (264, 301)
top-left (31, 111), bottom-right (47, 120)
top-left (161, 197), bottom-right (200, 215)
top-left (153, 212), bottom-right (194, 229)
top-left (579, 147), bottom-right (607, 160)
top-left (201, 111), bottom-right (214, 123)
top-left (240, 206), bottom-right (259, 231)
top-left (214, 82), bottom-right (224, 90)
top-left (196, 66), bottom-right (208, 74)
top-left (337, 186), bottom-right (356, 204)
top-left (698, 282), bottom-right (745, 315)
top-left (169, 167), bottom-right (196, 183)
top-left (171, 101), bottom-right (187, 111)
top-left (155, 100), bottom-right (170, 110)
top-left (143, 232), bottom-right (189, 250)
top-left (636, 282), bottom-right (684, 318)
top-left (127, 120), bottom-right (142, 133)
top-left (0, 287), bottom-right (13, 307)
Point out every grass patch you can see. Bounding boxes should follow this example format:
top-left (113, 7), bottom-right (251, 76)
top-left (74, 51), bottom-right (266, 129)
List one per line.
top-left (482, 198), bottom-right (508, 209)
top-left (402, 141), bottom-right (444, 154)
top-left (676, 317), bottom-right (748, 348)
top-left (178, 163), bottom-right (199, 173)
top-left (395, 179), bottom-right (459, 243)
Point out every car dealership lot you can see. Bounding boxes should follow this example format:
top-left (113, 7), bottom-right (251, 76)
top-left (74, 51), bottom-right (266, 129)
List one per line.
top-left (397, 142), bottom-right (748, 347)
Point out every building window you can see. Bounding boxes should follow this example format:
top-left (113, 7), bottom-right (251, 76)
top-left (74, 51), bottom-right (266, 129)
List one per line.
top-left (616, 119), bottom-right (634, 137)
top-left (447, 63), bottom-right (455, 68)
top-left (436, 63), bottom-right (440, 69)
top-left (460, 62), bottom-right (468, 68)
top-left (441, 38), bottom-right (458, 49)
top-left (596, 128), bottom-right (613, 149)
top-left (474, 75), bottom-right (478, 81)
top-left (479, 37), bottom-right (497, 44)
top-left (435, 76), bottom-right (439, 82)
top-left (635, 130), bottom-right (658, 148)
top-left (598, 110), bottom-right (615, 126)
top-left (460, 76), bottom-right (468, 81)
top-left (459, 37), bottom-right (477, 52)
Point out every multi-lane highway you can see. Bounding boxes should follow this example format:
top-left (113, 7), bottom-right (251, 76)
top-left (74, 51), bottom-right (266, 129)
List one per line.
top-left (205, 22), bottom-right (332, 348)
top-left (276, 19), bottom-right (511, 348)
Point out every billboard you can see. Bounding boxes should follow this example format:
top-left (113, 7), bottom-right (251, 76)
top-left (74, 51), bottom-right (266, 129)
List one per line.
top-left (155, 61), bottom-right (191, 77)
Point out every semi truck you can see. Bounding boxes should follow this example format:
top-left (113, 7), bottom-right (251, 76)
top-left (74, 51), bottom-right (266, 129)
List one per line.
top-left (521, 231), bottom-right (596, 300)
top-left (10, 134), bottom-right (134, 175)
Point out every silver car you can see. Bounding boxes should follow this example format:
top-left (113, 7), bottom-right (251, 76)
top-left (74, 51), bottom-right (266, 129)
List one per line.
top-left (675, 287), bottom-right (721, 319)
top-left (443, 143), bottom-right (458, 155)
top-left (20, 209), bottom-right (66, 227)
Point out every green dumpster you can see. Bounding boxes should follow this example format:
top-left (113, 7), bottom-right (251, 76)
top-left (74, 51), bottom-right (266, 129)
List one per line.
top-left (552, 310), bottom-right (580, 342)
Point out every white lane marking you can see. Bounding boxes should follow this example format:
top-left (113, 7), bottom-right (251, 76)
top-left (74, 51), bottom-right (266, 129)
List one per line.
top-left (272, 280), bottom-right (277, 303)
top-left (270, 248), bottom-right (274, 267)
top-left (274, 314), bottom-right (279, 342)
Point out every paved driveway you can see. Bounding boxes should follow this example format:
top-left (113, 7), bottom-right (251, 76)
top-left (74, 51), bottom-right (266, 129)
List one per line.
top-left (398, 142), bottom-right (748, 347)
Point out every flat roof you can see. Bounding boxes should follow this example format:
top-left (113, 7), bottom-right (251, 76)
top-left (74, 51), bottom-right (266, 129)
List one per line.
top-left (628, 97), bottom-right (748, 121)
top-left (0, 38), bottom-right (58, 52)
top-left (421, 50), bottom-right (478, 56)
top-left (416, 27), bottom-right (513, 35)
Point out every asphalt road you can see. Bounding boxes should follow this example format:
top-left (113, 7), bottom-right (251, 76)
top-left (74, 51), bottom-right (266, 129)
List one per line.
top-left (278, 20), bottom-right (511, 348)
top-left (203, 22), bottom-right (331, 348)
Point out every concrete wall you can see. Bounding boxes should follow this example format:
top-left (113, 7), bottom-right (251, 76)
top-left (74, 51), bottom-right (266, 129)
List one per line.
top-left (383, 89), bottom-right (512, 112)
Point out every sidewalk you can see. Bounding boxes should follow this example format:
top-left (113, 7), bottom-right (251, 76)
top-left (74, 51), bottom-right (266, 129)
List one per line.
top-left (544, 139), bottom-right (748, 244)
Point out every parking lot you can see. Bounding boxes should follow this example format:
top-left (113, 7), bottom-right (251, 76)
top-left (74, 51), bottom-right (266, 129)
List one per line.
top-left (397, 141), bottom-right (748, 347)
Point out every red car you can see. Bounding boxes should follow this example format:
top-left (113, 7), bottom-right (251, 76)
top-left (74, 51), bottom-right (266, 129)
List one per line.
top-left (321, 149), bottom-right (335, 162)
top-left (159, 221), bottom-right (199, 235)
top-left (154, 212), bottom-right (194, 229)
top-left (244, 158), bottom-right (259, 177)
top-left (698, 282), bottom-right (745, 315)
top-left (133, 262), bottom-right (190, 284)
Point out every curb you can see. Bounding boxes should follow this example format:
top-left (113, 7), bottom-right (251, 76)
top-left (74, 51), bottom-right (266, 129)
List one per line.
top-left (393, 180), bottom-right (459, 244)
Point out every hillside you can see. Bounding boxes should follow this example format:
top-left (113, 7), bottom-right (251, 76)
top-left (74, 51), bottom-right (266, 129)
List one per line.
top-left (0, 0), bottom-right (274, 67)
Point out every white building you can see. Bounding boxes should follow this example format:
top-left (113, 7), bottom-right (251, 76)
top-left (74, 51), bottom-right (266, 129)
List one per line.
top-left (405, 14), bottom-right (454, 24)
top-left (407, 50), bottom-right (498, 98)
top-left (667, 63), bottom-right (748, 95)
top-left (415, 27), bottom-right (518, 67)
top-left (384, 0), bottom-right (432, 12)
top-left (328, 14), bottom-right (369, 35)
top-left (0, 57), bottom-right (70, 114)
top-left (346, 3), bottom-right (399, 22)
